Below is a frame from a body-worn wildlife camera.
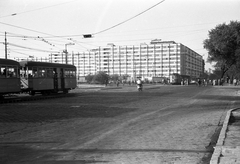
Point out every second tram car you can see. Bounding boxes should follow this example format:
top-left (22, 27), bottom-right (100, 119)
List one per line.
top-left (170, 73), bottom-right (190, 85)
top-left (0, 58), bottom-right (21, 98)
top-left (19, 61), bottom-right (76, 95)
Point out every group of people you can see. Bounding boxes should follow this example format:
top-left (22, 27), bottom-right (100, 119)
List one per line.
top-left (197, 79), bottom-right (208, 86)
top-left (105, 77), bottom-right (240, 88)
top-left (197, 78), bottom-right (239, 86)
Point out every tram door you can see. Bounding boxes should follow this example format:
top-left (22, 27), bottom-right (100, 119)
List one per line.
top-left (60, 68), bottom-right (65, 91)
top-left (53, 68), bottom-right (58, 92)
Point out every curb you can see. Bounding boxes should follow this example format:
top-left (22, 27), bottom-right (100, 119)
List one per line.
top-left (210, 108), bottom-right (239, 164)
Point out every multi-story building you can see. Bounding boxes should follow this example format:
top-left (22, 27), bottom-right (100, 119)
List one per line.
top-left (49, 39), bottom-right (204, 81)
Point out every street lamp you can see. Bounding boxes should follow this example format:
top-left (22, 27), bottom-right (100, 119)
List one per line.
top-left (64, 43), bottom-right (75, 64)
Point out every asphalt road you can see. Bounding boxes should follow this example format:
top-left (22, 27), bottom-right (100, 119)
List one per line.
top-left (1, 84), bottom-right (240, 164)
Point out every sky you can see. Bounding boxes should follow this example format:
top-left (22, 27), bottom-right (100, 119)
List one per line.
top-left (0, 0), bottom-right (240, 70)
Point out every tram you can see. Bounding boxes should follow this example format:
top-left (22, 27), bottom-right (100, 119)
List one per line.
top-left (19, 61), bottom-right (77, 95)
top-left (170, 73), bottom-right (190, 85)
top-left (0, 58), bottom-right (21, 98)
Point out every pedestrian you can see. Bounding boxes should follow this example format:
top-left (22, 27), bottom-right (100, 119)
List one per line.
top-left (233, 79), bottom-right (237, 86)
top-left (221, 78), bottom-right (224, 86)
top-left (105, 79), bottom-right (108, 87)
top-left (203, 79), bottom-right (206, 86)
top-left (136, 78), bottom-right (143, 91)
top-left (197, 79), bottom-right (201, 86)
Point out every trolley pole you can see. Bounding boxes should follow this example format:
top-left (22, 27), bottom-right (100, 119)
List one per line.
top-left (5, 32), bottom-right (7, 59)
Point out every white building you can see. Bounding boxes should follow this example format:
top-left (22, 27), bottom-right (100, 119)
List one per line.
top-left (49, 40), bottom-right (204, 81)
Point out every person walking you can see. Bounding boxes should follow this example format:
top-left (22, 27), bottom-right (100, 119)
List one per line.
top-left (136, 78), bottom-right (143, 91)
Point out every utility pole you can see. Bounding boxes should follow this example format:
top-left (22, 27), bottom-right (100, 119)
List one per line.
top-left (5, 32), bottom-right (7, 59)
top-left (64, 43), bottom-right (74, 64)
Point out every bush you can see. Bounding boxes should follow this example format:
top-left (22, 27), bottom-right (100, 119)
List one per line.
top-left (93, 71), bottom-right (109, 84)
top-left (85, 74), bottom-right (94, 83)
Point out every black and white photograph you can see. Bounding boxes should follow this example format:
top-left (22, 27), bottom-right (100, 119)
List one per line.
top-left (1, 0), bottom-right (240, 163)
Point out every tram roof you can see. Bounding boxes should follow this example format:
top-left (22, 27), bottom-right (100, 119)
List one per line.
top-left (0, 58), bottom-right (20, 66)
top-left (19, 61), bottom-right (76, 69)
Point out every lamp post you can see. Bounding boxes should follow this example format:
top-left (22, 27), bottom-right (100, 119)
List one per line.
top-left (64, 43), bottom-right (75, 64)
top-left (5, 32), bottom-right (7, 59)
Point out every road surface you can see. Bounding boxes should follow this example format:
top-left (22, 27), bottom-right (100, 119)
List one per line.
top-left (0, 85), bottom-right (239, 164)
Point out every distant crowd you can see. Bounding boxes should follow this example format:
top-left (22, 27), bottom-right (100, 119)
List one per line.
top-left (104, 78), bottom-right (240, 87)
top-left (195, 78), bottom-right (239, 87)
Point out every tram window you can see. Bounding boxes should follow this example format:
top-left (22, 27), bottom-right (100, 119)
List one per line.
top-left (72, 70), bottom-right (76, 77)
top-left (38, 68), bottom-right (42, 77)
top-left (7, 67), bottom-right (16, 78)
top-left (69, 70), bottom-right (73, 77)
top-left (0, 66), bottom-right (6, 77)
top-left (47, 68), bottom-right (53, 77)
top-left (38, 68), bottom-right (46, 77)
top-left (33, 67), bottom-right (38, 77)
top-left (64, 69), bottom-right (76, 77)
top-left (64, 69), bottom-right (70, 77)
top-left (67, 70), bottom-right (70, 77)
top-left (67, 70), bottom-right (75, 77)
top-left (43, 69), bottom-right (46, 77)
top-left (71, 70), bottom-right (74, 77)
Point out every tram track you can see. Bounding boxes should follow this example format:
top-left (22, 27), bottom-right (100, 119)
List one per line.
top-left (0, 93), bottom-right (76, 104)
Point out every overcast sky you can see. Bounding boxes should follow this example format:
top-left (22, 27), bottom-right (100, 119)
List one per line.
top-left (0, 0), bottom-right (240, 70)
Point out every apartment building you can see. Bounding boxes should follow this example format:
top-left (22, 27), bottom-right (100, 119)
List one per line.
top-left (49, 39), bottom-right (204, 81)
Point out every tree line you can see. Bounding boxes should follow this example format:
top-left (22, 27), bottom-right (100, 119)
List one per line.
top-left (85, 72), bottom-right (130, 85)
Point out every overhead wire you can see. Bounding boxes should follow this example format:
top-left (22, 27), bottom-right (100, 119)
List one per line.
top-left (0, 30), bottom-right (74, 56)
top-left (10, 50), bottom-right (31, 57)
top-left (4, 32), bottom-right (67, 47)
top-left (0, 0), bottom-right (214, 56)
top-left (3, 25), bottom-right (208, 54)
top-left (0, 0), bottom-right (79, 18)
top-left (0, 22), bottom-right (62, 37)
top-left (0, 0), bottom-right (89, 55)
top-left (0, 20), bottom-right (218, 39)
top-left (92, 0), bottom-right (166, 35)
top-left (8, 42), bottom-right (59, 53)
top-left (0, 21), bottom-right (89, 54)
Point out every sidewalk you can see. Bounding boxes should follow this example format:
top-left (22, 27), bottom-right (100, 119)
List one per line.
top-left (210, 108), bottom-right (240, 164)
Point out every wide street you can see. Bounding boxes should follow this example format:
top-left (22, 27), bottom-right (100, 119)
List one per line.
top-left (1, 84), bottom-right (240, 164)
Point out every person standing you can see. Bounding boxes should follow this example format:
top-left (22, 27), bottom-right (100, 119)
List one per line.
top-left (136, 78), bottom-right (143, 91)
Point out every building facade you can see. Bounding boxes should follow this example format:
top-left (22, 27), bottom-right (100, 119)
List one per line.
top-left (49, 40), bottom-right (204, 81)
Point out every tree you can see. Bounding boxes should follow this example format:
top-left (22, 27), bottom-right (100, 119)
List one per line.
top-left (119, 74), bottom-right (129, 81)
top-left (93, 71), bottom-right (109, 84)
top-left (203, 21), bottom-right (240, 78)
top-left (85, 74), bottom-right (94, 83)
top-left (209, 69), bottom-right (222, 80)
top-left (200, 71), bottom-right (209, 80)
top-left (225, 64), bottom-right (240, 83)
top-left (110, 74), bottom-right (119, 83)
